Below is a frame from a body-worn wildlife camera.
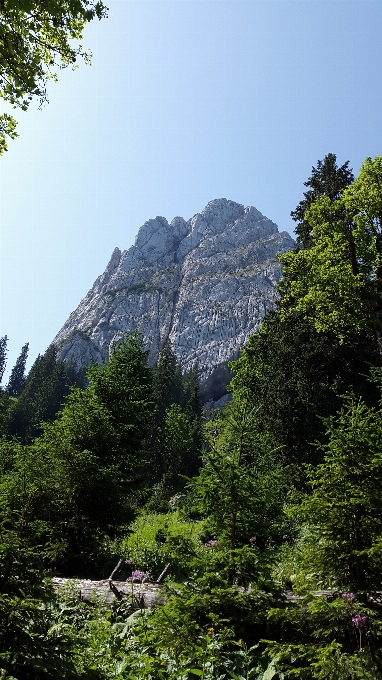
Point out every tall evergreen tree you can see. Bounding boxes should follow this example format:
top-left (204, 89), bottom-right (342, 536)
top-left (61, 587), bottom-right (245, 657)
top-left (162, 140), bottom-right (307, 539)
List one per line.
top-left (280, 156), bottom-right (382, 354)
top-left (6, 345), bottom-right (85, 443)
top-left (232, 155), bottom-right (380, 468)
top-left (291, 153), bottom-right (354, 249)
top-left (231, 311), bottom-right (379, 466)
top-left (6, 343), bottom-right (29, 397)
top-left (147, 346), bottom-right (203, 509)
top-left (180, 365), bottom-right (202, 420)
top-left (149, 341), bottom-right (182, 481)
top-left (0, 335), bottom-right (8, 387)
top-left (152, 341), bottom-right (182, 422)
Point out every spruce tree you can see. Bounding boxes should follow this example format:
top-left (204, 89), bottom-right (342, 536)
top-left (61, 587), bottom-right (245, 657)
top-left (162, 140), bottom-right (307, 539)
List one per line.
top-left (0, 335), bottom-right (8, 387)
top-left (1, 331), bottom-right (154, 574)
top-left (6, 343), bottom-right (29, 397)
top-left (232, 155), bottom-right (380, 467)
top-left (6, 345), bottom-right (85, 442)
top-left (291, 153), bottom-right (354, 249)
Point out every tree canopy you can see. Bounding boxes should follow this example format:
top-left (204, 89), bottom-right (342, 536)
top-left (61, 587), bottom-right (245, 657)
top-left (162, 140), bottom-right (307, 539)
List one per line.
top-left (0, 0), bottom-right (107, 153)
top-left (279, 157), bottom-right (382, 352)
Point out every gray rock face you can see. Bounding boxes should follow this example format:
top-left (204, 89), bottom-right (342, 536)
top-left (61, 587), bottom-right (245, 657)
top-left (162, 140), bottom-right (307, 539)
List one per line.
top-left (53, 199), bottom-right (295, 394)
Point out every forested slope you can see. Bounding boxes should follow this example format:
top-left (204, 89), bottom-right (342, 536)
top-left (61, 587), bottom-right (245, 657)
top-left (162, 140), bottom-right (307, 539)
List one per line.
top-left (1, 155), bottom-right (382, 679)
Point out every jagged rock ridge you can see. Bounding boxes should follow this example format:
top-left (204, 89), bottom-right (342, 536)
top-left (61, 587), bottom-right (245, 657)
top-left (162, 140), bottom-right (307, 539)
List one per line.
top-left (53, 199), bottom-right (295, 400)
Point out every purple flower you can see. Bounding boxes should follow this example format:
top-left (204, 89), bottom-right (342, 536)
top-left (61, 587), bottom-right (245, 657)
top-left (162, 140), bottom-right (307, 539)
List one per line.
top-left (282, 535), bottom-right (288, 540)
top-left (126, 569), bottom-right (149, 582)
top-left (342, 592), bottom-right (356, 602)
top-left (249, 536), bottom-right (257, 546)
top-left (125, 559), bottom-right (133, 565)
top-left (204, 539), bottom-right (218, 548)
top-left (352, 614), bottom-right (367, 630)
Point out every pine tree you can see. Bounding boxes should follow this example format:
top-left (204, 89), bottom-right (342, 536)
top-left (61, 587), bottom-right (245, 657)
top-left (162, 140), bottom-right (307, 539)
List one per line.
top-left (149, 341), bottom-right (182, 481)
top-left (6, 343), bottom-right (29, 397)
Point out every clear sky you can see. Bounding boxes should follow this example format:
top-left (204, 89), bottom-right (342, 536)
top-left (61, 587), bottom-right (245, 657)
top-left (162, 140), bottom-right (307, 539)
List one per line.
top-left (1, 0), bottom-right (382, 377)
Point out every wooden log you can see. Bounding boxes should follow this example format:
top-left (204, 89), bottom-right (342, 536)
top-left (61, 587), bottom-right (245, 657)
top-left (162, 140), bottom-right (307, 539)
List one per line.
top-left (52, 577), bottom-right (166, 608)
top-left (54, 578), bottom-right (381, 611)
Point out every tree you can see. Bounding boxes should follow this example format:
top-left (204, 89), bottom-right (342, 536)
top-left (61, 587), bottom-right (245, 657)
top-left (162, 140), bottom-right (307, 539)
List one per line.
top-left (297, 392), bottom-right (382, 595)
top-left (6, 342), bottom-right (28, 396)
top-left (0, 0), bottom-right (107, 153)
top-left (230, 156), bottom-right (380, 468)
top-left (149, 341), bottom-right (183, 482)
top-left (0, 331), bottom-right (154, 574)
top-left (0, 335), bottom-right (8, 386)
top-left (291, 153), bottom-right (354, 249)
top-left (279, 157), bottom-right (382, 354)
top-left (152, 342), bottom-right (182, 421)
top-left (231, 310), bottom-right (379, 466)
top-left (5, 345), bottom-right (85, 442)
top-left (189, 397), bottom-right (285, 583)
top-left (147, 344), bottom-right (203, 508)
top-left (262, 388), bottom-right (382, 679)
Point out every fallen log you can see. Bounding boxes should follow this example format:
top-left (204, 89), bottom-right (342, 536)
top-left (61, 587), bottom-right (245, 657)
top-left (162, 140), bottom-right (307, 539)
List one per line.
top-left (52, 577), bottom-right (166, 608)
top-left (52, 576), bottom-right (338, 609)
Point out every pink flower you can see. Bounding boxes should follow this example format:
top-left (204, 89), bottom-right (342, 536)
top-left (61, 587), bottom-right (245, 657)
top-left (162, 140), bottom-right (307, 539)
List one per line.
top-left (352, 614), bottom-right (367, 630)
top-left (204, 539), bottom-right (218, 548)
top-left (342, 592), bottom-right (356, 602)
top-left (126, 569), bottom-right (149, 582)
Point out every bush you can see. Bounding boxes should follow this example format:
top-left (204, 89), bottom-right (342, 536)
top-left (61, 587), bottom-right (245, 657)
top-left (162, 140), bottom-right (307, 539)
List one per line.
top-left (119, 510), bottom-right (206, 581)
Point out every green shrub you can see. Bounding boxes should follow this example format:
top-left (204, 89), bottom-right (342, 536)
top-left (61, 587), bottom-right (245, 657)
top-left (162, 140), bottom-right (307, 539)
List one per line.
top-left (119, 510), bottom-right (206, 581)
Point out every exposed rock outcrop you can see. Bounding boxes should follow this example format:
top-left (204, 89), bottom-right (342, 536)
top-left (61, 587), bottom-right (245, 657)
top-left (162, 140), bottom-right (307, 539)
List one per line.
top-left (53, 199), bottom-right (295, 400)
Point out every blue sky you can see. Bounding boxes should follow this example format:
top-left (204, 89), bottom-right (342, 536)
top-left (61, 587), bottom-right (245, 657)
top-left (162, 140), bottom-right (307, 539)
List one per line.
top-left (1, 0), bottom-right (382, 377)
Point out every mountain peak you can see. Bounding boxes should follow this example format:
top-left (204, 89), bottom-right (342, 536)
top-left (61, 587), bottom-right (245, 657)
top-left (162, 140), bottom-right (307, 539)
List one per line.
top-left (52, 199), bottom-right (295, 404)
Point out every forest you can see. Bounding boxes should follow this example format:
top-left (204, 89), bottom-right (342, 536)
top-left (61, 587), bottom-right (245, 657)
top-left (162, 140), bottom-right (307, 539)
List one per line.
top-left (1, 153), bottom-right (382, 679)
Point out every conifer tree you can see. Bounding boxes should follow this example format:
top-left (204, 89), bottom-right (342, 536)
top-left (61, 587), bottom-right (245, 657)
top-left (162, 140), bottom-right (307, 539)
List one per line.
top-left (232, 155), bottom-right (380, 466)
top-left (279, 156), bottom-right (382, 354)
top-left (291, 153), bottom-right (354, 249)
top-left (0, 335), bottom-right (8, 386)
top-left (0, 331), bottom-right (154, 573)
top-left (6, 345), bottom-right (85, 442)
top-left (6, 342), bottom-right (29, 397)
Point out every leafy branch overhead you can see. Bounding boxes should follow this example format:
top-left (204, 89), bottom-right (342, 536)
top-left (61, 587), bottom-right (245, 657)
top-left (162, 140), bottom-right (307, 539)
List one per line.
top-left (0, 0), bottom-right (108, 152)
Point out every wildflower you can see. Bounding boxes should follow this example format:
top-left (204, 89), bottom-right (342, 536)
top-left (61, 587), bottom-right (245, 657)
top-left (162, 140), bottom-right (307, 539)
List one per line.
top-left (282, 535), bottom-right (288, 540)
top-left (204, 539), bottom-right (217, 547)
top-left (125, 559), bottom-right (133, 565)
top-left (342, 592), bottom-right (356, 602)
top-left (352, 614), bottom-right (367, 629)
top-left (207, 627), bottom-right (214, 635)
top-left (126, 569), bottom-right (149, 582)
top-left (249, 536), bottom-right (256, 546)
top-left (237, 639), bottom-right (243, 645)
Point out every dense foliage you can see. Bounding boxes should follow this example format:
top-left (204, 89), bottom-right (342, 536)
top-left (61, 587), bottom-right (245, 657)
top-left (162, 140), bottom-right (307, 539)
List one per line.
top-left (2, 155), bottom-right (382, 678)
top-left (0, 0), bottom-right (108, 153)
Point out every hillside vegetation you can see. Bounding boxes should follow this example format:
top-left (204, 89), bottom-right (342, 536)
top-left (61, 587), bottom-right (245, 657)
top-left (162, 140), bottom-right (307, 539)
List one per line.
top-left (1, 155), bottom-right (382, 679)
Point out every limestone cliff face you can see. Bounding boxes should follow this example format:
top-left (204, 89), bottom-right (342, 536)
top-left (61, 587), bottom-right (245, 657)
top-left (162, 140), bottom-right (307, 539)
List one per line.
top-left (53, 199), bottom-right (295, 396)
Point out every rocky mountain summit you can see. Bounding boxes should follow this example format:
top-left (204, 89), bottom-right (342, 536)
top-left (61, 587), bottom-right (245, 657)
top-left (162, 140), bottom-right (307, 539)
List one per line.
top-left (53, 199), bottom-right (295, 404)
